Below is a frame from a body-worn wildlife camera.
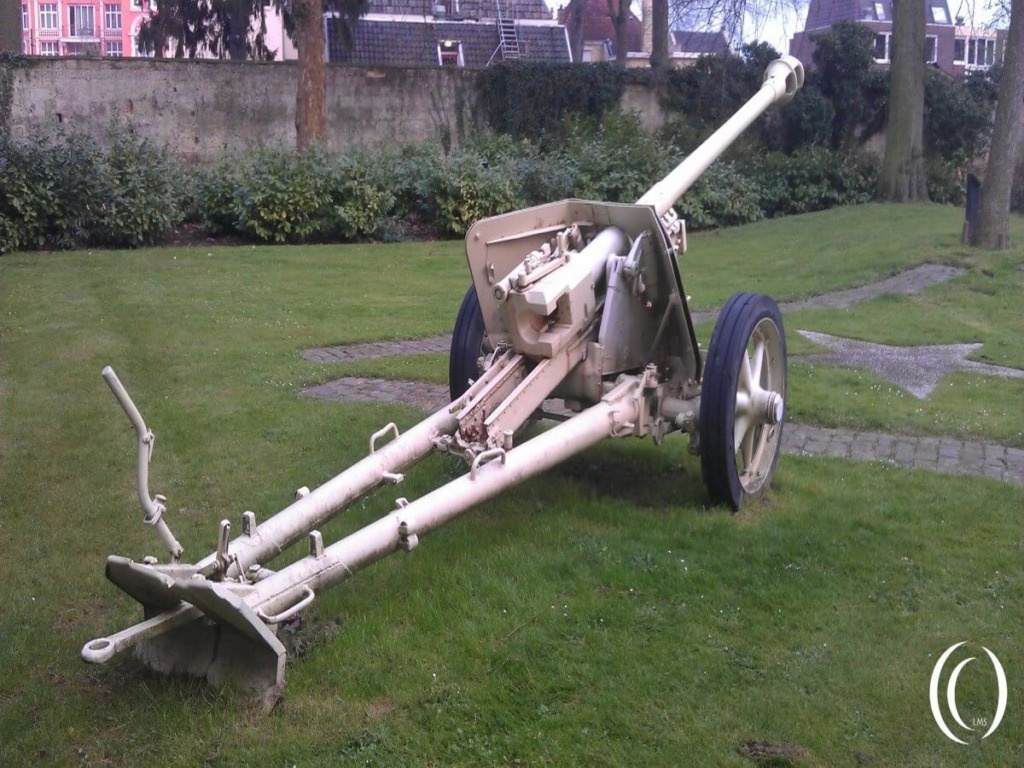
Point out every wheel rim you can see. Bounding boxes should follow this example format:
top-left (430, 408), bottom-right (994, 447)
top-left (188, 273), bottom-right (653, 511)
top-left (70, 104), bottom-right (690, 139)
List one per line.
top-left (732, 316), bottom-right (785, 495)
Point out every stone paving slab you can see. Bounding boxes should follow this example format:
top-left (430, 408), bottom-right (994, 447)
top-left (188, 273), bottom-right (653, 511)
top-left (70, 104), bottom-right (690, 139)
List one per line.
top-left (302, 376), bottom-right (450, 412)
top-left (303, 335), bottom-right (452, 363)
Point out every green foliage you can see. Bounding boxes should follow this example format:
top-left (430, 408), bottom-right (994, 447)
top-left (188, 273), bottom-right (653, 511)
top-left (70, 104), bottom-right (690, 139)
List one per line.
top-left (659, 51), bottom-right (762, 141)
top-left (925, 156), bottom-right (966, 206)
top-left (810, 21), bottom-right (878, 149)
top-left (557, 110), bottom-right (673, 204)
top-left (188, 156), bottom-right (248, 236)
top-left (0, 124), bottom-right (181, 253)
top-left (674, 161), bottom-right (764, 230)
top-left (475, 62), bottom-right (630, 145)
top-left (94, 123), bottom-right (184, 247)
top-left (232, 147), bottom-right (335, 243)
top-left (923, 68), bottom-right (995, 163)
top-left (753, 148), bottom-right (877, 218)
top-left (773, 83), bottom-right (834, 152)
top-left (326, 151), bottom-right (397, 242)
top-left (189, 146), bottom-right (399, 244)
top-left (415, 148), bottom-right (525, 238)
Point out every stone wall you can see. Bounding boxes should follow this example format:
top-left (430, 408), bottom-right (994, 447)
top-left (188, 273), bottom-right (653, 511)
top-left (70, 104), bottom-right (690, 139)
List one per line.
top-left (7, 57), bottom-right (487, 159)
top-left (6, 57), bottom-right (670, 159)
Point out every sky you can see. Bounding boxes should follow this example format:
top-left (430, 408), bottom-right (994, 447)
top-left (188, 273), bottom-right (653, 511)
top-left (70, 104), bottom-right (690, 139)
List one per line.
top-left (746, 0), bottom-right (1000, 54)
top-left (545, 0), bottom-right (1005, 57)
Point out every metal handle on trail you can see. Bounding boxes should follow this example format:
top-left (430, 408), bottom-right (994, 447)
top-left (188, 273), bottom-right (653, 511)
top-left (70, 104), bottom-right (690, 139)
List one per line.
top-left (257, 586), bottom-right (316, 624)
top-left (636, 55), bottom-right (805, 217)
top-left (102, 366), bottom-right (184, 563)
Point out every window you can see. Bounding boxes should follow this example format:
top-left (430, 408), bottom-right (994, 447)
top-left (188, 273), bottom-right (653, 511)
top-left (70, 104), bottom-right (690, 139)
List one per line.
top-left (106, 40), bottom-right (122, 56)
top-left (954, 38), bottom-right (965, 63)
top-left (105, 4), bottom-right (122, 30)
top-left (930, 4), bottom-right (950, 24)
top-left (38, 3), bottom-right (57, 30)
top-left (69, 5), bottom-right (96, 37)
top-left (873, 2), bottom-right (886, 20)
top-left (961, 37), bottom-right (996, 68)
top-left (40, 41), bottom-right (59, 55)
top-left (22, 3), bottom-right (28, 29)
top-left (873, 33), bottom-right (890, 62)
top-left (975, 38), bottom-right (996, 67)
top-left (925, 35), bottom-right (937, 64)
top-left (437, 40), bottom-right (463, 67)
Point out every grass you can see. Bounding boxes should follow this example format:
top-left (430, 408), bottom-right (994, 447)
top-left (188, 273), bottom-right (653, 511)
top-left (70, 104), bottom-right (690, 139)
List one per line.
top-left (1, 203), bottom-right (1023, 766)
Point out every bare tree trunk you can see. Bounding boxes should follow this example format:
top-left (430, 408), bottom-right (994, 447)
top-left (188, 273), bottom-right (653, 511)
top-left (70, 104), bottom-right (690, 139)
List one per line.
top-left (608, 0), bottom-right (630, 65)
top-left (0, 0), bottom-right (22, 52)
top-left (295, 0), bottom-right (326, 150)
top-left (651, 0), bottom-right (669, 70)
top-left (972, 0), bottom-right (1024, 250)
top-left (877, 0), bottom-right (929, 201)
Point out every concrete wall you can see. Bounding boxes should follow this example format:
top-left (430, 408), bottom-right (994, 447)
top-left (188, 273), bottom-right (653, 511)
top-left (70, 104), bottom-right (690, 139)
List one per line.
top-left (7, 58), bottom-right (486, 159)
top-left (7, 57), bottom-right (667, 159)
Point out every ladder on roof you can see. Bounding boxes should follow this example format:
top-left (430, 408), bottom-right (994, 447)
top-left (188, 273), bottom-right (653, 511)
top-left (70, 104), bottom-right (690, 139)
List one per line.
top-left (495, 1), bottom-right (521, 61)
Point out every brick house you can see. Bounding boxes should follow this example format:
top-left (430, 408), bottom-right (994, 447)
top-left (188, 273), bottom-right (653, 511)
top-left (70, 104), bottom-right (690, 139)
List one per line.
top-left (326, 0), bottom-right (572, 66)
top-left (789, 0), bottom-right (1004, 77)
top-left (557, 0), bottom-right (730, 67)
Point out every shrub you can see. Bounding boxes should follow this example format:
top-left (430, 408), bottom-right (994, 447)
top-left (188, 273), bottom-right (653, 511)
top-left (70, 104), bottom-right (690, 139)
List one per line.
top-left (753, 148), bottom-right (876, 218)
top-left (674, 162), bottom-right (764, 231)
top-left (0, 124), bottom-right (181, 253)
top-left (416, 148), bottom-right (525, 237)
top-left (93, 123), bottom-right (184, 248)
top-left (325, 151), bottom-right (397, 241)
top-left (233, 147), bottom-right (335, 243)
top-left (559, 111), bottom-right (674, 204)
top-left (0, 129), bottom-right (105, 252)
top-left (188, 156), bottom-right (249, 237)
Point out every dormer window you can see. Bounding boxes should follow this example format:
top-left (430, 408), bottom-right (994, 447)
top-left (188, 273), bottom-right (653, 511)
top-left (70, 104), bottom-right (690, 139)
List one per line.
top-left (874, 2), bottom-right (886, 20)
top-left (438, 40), bottom-right (464, 67)
top-left (930, 5), bottom-right (950, 24)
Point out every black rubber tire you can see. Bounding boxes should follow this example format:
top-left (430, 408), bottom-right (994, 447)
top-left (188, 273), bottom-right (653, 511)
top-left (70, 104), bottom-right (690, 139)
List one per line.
top-left (699, 292), bottom-right (787, 511)
top-left (448, 285), bottom-right (487, 401)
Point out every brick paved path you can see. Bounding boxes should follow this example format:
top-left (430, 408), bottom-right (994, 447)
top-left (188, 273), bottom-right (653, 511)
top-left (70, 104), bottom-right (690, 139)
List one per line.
top-left (783, 423), bottom-right (1024, 486)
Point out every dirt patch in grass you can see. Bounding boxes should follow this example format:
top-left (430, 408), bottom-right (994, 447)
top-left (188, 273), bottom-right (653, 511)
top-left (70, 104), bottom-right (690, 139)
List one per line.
top-left (738, 739), bottom-right (810, 766)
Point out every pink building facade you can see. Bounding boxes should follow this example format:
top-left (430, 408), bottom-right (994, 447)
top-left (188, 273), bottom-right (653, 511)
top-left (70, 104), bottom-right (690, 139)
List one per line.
top-left (21, 0), bottom-right (154, 57)
top-left (20, 0), bottom-right (296, 58)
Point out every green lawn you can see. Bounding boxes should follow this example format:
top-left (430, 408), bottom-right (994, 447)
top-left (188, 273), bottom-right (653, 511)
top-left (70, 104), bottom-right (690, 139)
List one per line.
top-left (1, 204), bottom-right (1022, 766)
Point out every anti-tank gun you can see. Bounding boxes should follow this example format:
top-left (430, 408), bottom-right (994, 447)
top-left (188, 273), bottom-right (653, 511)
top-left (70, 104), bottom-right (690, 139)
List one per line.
top-left (82, 56), bottom-right (804, 696)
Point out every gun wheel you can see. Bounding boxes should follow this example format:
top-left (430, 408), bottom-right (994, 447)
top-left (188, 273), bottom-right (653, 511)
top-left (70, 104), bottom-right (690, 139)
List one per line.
top-left (699, 292), bottom-right (786, 511)
top-left (449, 286), bottom-right (491, 401)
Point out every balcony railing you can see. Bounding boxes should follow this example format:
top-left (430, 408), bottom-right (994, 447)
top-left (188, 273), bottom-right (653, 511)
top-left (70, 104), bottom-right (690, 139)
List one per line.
top-left (103, 27), bottom-right (122, 39)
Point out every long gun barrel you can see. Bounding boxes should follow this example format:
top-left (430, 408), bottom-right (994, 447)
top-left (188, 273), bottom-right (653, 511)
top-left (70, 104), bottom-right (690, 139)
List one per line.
top-left (637, 55), bottom-right (804, 217)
